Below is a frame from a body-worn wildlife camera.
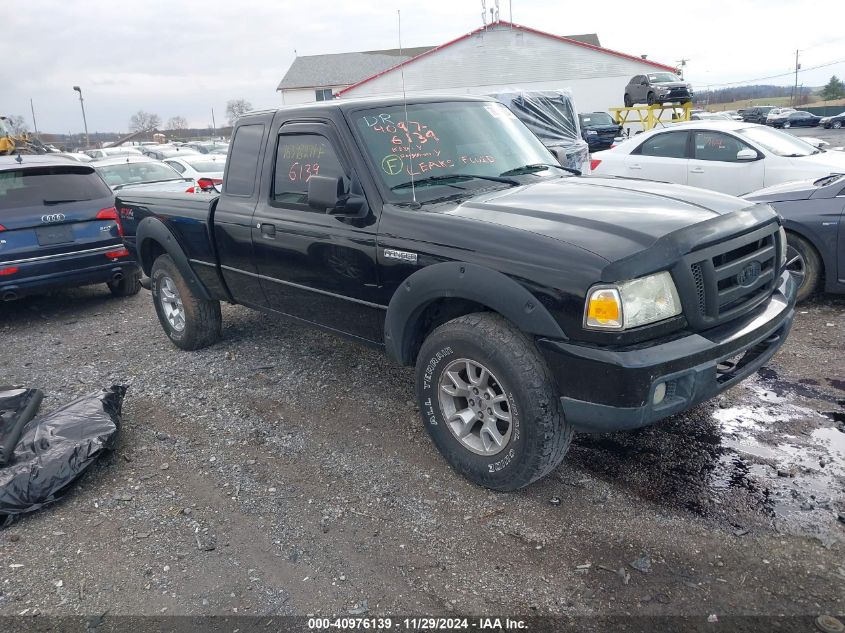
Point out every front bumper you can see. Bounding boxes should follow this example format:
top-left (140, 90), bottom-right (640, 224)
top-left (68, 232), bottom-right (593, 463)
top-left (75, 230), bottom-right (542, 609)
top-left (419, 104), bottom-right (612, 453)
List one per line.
top-left (537, 271), bottom-right (796, 432)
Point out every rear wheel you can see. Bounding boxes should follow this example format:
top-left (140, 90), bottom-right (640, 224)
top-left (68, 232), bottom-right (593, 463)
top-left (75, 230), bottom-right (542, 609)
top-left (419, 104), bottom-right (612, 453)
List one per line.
top-left (415, 312), bottom-right (573, 491)
top-left (785, 232), bottom-right (822, 302)
top-left (107, 272), bottom-right (141, 297)
top-left (150, 254), bottom-right (221, 350)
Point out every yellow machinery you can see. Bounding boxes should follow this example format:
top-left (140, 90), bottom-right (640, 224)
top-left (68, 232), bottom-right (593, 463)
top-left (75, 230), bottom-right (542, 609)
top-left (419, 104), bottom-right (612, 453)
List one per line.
top-left (609, 102), bottom-right (693, 131)
top-left (0, 116), bottom-right (15, 155)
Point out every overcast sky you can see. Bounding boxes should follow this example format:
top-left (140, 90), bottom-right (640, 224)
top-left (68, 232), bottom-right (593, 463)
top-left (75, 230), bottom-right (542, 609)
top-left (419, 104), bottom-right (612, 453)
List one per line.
top-left (3, 0), bottom-right (843, 133)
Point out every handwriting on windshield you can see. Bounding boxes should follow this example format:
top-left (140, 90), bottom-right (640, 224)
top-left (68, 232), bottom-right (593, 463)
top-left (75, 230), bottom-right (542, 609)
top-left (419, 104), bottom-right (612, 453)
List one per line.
top-left (282, 144), bottom-right (326, 161)
top-left (288, 162), bottom-right (320, 182)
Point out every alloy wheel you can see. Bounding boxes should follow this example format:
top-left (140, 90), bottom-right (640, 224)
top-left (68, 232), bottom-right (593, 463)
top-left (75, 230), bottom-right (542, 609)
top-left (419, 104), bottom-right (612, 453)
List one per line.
top-left (438, 358), bottom-right (513, 456)
top-left (159, 276), bottom-right (186, 332)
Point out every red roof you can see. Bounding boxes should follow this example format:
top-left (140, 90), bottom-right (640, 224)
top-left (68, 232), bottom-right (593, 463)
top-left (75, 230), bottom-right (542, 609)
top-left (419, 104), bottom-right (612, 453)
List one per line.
top-left (335, 20), bottom-right (676, 97)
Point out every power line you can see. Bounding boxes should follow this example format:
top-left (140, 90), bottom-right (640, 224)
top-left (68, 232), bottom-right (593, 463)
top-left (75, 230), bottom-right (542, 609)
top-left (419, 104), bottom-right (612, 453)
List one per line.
top-left (701, 57), bottom-right (845, 88)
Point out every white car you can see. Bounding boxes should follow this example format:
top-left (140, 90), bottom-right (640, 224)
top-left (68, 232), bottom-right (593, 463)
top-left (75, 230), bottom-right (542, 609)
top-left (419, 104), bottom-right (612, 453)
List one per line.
top-left (590, 121), bottom-right (845, 196)
top-left (162, 154), bottom-right (226, 187)
top-left (84, 146), bottom-right (143, 160)
top-left (765, 107), bottom-right (795, 124)
top-left (92, 156), bottom-right (195, 193)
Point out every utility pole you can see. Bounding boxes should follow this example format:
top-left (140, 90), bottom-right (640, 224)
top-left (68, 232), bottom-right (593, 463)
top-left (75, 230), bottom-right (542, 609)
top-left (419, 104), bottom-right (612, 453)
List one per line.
top-left (211, 107), bottom-right (217, 139)
top-left (793, 50), bottom-right (800, 107)
top-left (72, 86), bottom-right (90, 148)
top-left (29, 98), bottom-right (39, 136)
top-left (676, 58), bottom-right (689, 80)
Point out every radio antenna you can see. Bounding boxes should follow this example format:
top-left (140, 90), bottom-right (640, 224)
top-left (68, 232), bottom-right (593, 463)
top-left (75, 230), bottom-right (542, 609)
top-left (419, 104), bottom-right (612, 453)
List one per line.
top-left (398, 9), bottom-right (416, 204)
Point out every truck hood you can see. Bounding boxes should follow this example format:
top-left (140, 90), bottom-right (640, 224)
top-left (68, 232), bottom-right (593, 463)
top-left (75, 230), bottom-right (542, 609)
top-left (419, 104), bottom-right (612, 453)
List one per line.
top-left (446, 176), bottom-right (762, 262)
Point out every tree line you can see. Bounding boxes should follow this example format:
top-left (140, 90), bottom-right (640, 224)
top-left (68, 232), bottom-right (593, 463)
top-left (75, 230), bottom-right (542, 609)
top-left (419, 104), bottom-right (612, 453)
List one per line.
top-left (128, 99), bottom-right (253, 134)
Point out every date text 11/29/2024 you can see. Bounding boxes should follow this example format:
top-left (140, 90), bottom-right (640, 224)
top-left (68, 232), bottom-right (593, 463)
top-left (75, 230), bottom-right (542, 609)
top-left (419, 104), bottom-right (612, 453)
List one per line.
top-left (307, 617), bottom-right (528, 630)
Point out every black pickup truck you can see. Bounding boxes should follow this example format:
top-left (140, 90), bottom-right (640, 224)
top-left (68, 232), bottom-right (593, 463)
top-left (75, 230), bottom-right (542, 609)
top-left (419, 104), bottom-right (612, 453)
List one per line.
top-left (117, 96), bottom-right (796, 490)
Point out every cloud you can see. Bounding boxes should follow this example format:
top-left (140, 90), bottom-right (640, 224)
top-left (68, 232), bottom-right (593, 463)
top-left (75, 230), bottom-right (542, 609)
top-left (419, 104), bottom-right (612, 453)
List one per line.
top-left (4, 0), bottom-right (844, 132)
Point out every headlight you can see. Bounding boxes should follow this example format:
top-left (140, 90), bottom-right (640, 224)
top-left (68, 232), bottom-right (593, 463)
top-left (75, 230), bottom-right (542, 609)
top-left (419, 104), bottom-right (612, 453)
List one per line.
top-left (585, 271), bottom-right (682, 330)
top-left (778, 226), bottom-right (787, 268)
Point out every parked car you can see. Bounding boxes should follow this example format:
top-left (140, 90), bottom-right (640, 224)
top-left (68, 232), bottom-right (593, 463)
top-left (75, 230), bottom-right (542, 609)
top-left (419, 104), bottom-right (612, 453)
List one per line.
top-left (116, 95), bottom-right (794, 491)
top-left (162, 154), bottom-right (226, 188)
top-left (142, 146), bottom-right (200, 161)
top-left (490, 90), bottom-right (590, 173)
top-left (741, 106), bottom-right (775, 125)
top-left (92, 156), bottom-right (196, 193)
top-left (765, 107), bottom-right (796, 125)
top-left (721, 110), bottom-right (744, 121)
top-left (0, 154), bottom-right (140, 301)
top-left (821, 111), bottom-right (845, 129)
top-left (56, 152), bottom-right (94, 163)
top-left (623, 72), bottom-right (693, 106)
top-left (183, 141), bottom-right (229, 154)
top-left (590, 121), bottom-right (845, 196)
top-left (578, 112), bottom-right (622, 152)
top-left (691, 112), bottom-right (734, 121)
top-left (84, 146), bottom-right (143, 161)
top-left (746, 174), bottom-right (845, 301)
top-left (769, 111), bottom-right (822, 129)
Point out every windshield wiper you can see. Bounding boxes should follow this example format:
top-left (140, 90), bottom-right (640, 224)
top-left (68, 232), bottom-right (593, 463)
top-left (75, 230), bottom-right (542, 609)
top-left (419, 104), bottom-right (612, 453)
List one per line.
top-left (390, 173), bottom-right (519, 191)
top-left (499, 163), bottom-right (581, 177)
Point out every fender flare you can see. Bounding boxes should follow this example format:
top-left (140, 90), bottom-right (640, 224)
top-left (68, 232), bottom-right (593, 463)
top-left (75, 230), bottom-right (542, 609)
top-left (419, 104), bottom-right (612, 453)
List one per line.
top-left (384, 262), bottom-right (567, 365)
top-left (136, 216), bottom-right (213, 301)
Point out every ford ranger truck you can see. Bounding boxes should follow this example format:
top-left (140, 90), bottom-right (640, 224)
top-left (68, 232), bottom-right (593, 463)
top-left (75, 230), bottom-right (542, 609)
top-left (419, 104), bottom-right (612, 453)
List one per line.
top-left (116, 96), bottom-right (796, 491)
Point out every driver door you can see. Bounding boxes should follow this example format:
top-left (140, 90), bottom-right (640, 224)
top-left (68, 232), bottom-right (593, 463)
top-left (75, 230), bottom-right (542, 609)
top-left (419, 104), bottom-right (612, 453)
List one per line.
top-left (250, 121), bottom-right (384, 343)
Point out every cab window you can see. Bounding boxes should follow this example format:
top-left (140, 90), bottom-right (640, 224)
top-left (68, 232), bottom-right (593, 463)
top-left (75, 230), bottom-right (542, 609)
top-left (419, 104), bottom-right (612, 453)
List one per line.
top-left (272, 134), bottom-right (343, 208)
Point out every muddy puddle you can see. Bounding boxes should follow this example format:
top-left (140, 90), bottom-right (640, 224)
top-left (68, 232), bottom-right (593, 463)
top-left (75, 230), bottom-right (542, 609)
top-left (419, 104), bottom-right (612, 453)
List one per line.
top-left (570, 371), bottom-right (845, 544)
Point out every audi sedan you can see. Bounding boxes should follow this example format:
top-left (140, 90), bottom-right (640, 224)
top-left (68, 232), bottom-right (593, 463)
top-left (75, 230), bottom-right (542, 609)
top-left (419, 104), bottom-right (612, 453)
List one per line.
top-left (590, 121), bottom-right (845, 196)
top-left (0, 154), bottom-right (140, 301)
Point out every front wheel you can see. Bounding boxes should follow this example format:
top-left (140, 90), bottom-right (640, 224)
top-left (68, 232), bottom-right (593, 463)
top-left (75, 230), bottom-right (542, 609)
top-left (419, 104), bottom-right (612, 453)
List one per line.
top-left (783, 121), bottom-right (791, 128)
top-left (646, 92), bottom-right (655, 106)
top-left (785, 233), bottom-right (822, 302)
top-left (833, 120), bottom-right (843, 129)
top-left (151, 254), bottom-right (222, 350)
top-left (415, 313), bottom-right (573, 491)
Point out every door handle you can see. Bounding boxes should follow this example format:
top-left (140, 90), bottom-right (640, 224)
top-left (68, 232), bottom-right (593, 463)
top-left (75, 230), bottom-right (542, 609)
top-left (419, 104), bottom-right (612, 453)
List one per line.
top-left (690, 168), bottom-right (705, 173)
top-left (260, 223), bottom-right (276, 238)
top-left (629, 164), bottom-right (642, 170)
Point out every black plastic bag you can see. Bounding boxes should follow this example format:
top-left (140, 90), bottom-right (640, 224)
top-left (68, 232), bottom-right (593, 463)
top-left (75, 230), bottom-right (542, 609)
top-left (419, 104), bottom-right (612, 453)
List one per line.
top-left (0, 385), bottom-right (125, 527)
top-left (0, 386), bottom-right (44, 466)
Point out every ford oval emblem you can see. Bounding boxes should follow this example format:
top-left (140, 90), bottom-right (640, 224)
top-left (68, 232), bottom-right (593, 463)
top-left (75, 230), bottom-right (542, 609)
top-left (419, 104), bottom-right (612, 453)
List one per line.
top-left (41, 213), bottom-right (66, 223)
top-left (736, 261), bottom-right (762, 287)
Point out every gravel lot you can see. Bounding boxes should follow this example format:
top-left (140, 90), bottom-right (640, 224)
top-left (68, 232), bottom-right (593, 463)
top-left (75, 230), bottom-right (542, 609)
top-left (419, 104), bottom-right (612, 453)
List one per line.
top-left (1, 273), bottom-right (844, 621)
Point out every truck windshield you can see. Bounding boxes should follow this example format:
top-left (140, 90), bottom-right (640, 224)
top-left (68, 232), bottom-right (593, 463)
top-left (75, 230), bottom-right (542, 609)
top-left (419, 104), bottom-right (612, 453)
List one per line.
top-left (352, 101), bottom-right (557, 202)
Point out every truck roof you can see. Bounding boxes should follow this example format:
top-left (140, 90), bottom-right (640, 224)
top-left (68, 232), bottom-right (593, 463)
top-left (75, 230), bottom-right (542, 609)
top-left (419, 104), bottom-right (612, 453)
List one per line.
top-left (240, 94), bottom-right (497, 121)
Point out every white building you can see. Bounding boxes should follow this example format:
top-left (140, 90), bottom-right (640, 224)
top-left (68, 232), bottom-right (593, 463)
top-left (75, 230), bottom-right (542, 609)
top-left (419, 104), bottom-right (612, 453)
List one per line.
top-left (329, 20), bottom-right (676, 114)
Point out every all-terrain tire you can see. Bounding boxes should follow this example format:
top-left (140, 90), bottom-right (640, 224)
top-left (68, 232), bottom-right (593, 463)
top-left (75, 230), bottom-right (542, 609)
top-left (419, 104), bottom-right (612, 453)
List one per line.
top-left (415, 312), bottom-right (573, 491)
top-left (107, 272), bottom-right (141, 297)
top-left (150, 254), bottom-right (222, 350)
top-left (786, 232), bottom-right (822, 302)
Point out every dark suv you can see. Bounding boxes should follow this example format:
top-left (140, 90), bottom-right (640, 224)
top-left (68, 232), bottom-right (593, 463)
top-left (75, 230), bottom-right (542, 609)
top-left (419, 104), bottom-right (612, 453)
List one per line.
top-left (0, 154), bottom-right (140, 301)
top-left (740, 106), bottom-right (774, 124)
top-left (624, 72), bottom-right (693, 106)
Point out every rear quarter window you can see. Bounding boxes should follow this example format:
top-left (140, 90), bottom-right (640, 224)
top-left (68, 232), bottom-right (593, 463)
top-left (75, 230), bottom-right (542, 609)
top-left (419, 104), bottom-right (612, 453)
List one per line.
top-left (0, 166), bottom-right (111, 211)
top-left (224, 124), bottom-right (265, 197)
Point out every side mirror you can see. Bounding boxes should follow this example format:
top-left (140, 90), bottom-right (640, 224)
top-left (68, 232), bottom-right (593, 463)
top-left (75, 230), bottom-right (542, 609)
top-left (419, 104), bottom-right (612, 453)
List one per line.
top-left (307, 175), bottom-right (367, 216)
top-left (308, 175), bottom-right (343, 211)
top-left (736, 148), bottom-right (757, 161)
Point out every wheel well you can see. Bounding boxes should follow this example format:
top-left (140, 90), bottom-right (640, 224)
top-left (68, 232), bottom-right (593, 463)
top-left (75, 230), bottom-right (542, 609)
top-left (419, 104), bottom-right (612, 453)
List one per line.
top-left (140, 239), bottom-right (166, 276)
top-left (406, 298), bottom-right (489, 365)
